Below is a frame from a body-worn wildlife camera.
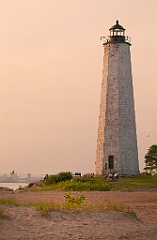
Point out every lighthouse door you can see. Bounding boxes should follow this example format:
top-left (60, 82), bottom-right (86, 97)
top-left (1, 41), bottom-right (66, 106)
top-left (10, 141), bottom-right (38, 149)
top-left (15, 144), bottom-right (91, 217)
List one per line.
top-left (108, 155), bottom-right (114, 173)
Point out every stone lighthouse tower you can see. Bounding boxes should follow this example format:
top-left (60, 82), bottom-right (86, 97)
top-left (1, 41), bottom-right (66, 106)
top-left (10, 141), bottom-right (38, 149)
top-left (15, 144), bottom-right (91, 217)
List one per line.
top-left (95, 21), bottom-right (139, 176)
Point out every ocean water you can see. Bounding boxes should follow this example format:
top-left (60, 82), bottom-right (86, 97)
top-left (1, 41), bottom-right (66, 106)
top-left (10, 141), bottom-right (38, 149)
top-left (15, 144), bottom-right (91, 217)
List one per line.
top-left (0, 182), bottom-right (28, 190)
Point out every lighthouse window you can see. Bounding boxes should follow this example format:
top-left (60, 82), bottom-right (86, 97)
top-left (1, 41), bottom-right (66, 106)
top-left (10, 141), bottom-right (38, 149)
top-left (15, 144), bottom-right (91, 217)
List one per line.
top-left (110, 31), bottom-right (114, 36)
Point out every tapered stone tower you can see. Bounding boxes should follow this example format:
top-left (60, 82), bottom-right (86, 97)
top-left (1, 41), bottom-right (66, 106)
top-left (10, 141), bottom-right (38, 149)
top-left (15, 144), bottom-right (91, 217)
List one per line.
top-left (95, 21), bottom-right (139, 176)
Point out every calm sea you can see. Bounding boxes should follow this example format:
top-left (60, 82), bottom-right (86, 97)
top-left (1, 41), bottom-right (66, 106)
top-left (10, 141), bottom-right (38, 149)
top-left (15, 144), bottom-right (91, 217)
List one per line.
top-left (0, 182), bottom-right (28, 190)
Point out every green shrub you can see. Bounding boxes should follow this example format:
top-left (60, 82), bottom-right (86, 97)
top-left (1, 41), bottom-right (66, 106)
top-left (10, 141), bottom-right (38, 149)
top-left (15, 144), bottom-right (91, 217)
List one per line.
top-left (64, 192), bottom-right (85, 209)
top-left (44, 175), bottom-right (59, 185)
top-left (44, 171), bottom-right (73, 186)
top-left (57, 171), bottom-right (73, 182)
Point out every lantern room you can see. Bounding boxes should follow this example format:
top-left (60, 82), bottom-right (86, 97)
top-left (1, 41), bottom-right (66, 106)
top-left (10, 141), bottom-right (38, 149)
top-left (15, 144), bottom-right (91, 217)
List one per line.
top-left (109, 20), bottom-right (126, 43)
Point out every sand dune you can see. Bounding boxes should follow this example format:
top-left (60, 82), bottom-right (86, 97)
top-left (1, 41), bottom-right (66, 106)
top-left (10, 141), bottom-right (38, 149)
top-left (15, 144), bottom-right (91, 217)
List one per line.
top-left (0, 190), bottom-right (157, 239)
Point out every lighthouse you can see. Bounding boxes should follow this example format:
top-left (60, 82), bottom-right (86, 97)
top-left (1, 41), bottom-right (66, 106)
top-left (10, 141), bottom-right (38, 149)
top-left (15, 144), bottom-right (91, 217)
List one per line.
top-left (95, 21), bottom-right (139, 176)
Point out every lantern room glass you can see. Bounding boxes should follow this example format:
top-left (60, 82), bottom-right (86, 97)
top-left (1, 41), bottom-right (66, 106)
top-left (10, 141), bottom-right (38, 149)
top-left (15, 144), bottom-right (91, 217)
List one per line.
top-left (110, 29), bottom-right (125, 37)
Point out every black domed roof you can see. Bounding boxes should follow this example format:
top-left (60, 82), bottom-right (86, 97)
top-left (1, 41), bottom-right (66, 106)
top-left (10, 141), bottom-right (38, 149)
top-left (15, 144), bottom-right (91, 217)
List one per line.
top-left (109, 20), bottom-right (126, 31)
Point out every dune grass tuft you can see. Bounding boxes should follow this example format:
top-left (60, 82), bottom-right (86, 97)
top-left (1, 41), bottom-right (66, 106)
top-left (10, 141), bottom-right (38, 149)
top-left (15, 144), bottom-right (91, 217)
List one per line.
top-left (106, 200), bottom-right (138, 219)
top-left (0, 197), bottom-right (19, 206)
top-left (26, 201), bottom-right (60, 218)
top-left (107, 201), bottom-right (131, 212)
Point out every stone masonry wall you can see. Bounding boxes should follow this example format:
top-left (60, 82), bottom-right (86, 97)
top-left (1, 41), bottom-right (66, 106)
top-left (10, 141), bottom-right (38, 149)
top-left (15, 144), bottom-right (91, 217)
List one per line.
top-left (95, 42), bottom-right (139, 176)
top-left (95, 44), bottom-right (109, 175)
top-left (118, 44), bottom-right (139, 175)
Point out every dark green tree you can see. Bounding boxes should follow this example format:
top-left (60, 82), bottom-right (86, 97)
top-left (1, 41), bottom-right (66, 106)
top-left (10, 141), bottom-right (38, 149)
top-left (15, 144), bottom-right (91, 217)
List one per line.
top-left (144, 145), bottom-right (157, 173)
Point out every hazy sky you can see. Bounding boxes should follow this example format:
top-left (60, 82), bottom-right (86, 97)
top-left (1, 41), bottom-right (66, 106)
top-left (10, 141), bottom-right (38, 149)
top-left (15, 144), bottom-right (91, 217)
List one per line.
top-left (0, 0), bottom-right (157, 176)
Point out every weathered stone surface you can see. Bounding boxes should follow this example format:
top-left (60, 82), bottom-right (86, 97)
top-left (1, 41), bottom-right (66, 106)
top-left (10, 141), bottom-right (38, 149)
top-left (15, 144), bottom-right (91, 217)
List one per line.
top-left (95, 42), bottom-right (139, 176)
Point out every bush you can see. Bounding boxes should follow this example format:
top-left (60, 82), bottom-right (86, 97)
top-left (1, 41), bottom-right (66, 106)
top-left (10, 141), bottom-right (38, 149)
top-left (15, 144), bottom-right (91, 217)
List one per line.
top-left (45, 172), bottom-right (73, 186)
top-left (57, 171), bottom-right (73, 182)
top-left (44, 175), bottom-right (59, 185)
top-left (64, 192), bottom-right (85, 209)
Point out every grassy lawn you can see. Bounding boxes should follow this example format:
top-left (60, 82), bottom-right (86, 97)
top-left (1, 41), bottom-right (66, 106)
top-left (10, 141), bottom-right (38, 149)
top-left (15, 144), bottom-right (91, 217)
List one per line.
top-left (29, 174), bottom-right (157, 192)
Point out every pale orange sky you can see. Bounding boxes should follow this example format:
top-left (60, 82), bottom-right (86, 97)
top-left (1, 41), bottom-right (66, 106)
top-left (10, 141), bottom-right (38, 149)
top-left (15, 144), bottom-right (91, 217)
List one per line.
top-left (0, 0), bottom-right (157, 176)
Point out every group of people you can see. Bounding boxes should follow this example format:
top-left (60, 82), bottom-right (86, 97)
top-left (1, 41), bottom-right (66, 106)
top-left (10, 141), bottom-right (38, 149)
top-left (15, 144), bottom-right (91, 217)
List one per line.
top-left (106, 172), bottom-right (119, 182)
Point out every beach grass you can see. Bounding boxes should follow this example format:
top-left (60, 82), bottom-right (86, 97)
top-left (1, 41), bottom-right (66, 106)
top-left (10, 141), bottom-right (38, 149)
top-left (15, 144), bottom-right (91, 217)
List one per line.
top-left (106, 200), bottom-right (138, 219)
top-left (0, 197), bottom-right (136, 220)
top-left (26, 201), bottom-right (61, 217)
top-left (0, 197), bottom-right (19, 206)
top-left (0, 191), bottom-right (140, 221)
top-left (107, 201), bottom-right (131, 212)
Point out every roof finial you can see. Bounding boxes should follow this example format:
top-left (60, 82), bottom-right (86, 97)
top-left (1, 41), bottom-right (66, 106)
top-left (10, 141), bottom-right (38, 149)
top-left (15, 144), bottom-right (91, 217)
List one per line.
top-left (116, 20), bottom-right (119, 25)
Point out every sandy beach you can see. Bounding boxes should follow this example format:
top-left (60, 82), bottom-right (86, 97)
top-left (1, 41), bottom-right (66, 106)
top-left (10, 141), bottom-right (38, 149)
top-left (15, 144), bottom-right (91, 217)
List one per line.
top-left (0, 190), bottom-right (157, 240)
